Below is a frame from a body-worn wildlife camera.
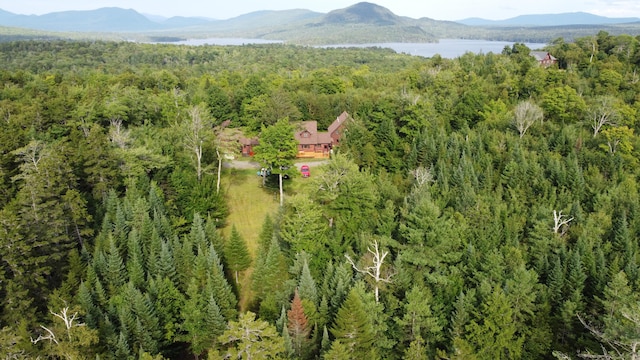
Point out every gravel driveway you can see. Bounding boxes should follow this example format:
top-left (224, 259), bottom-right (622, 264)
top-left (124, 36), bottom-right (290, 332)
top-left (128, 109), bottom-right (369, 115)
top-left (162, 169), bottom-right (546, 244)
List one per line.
top-left (223, 159), bottom-right (329, 170)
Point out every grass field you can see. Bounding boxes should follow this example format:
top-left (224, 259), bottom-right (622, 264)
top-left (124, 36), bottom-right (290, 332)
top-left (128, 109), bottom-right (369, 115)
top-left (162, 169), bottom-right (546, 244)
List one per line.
top-left (220, 167), bottom-right (279, 311)
top-left (220, 162), bottom-right (325, 310)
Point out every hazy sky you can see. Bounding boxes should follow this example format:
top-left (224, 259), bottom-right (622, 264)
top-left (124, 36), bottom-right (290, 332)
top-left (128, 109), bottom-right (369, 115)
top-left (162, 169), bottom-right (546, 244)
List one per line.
top-left (2, 0), bottom-right (640, 20)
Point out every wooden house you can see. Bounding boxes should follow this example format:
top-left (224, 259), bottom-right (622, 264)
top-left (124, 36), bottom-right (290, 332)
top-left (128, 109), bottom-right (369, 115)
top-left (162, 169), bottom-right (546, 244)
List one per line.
top-left (294, 111), bottom-right (350, 158)
top-left (531, 51), bottom-right (557, 67)
top-left (239, 111), bottom-right (351, 158)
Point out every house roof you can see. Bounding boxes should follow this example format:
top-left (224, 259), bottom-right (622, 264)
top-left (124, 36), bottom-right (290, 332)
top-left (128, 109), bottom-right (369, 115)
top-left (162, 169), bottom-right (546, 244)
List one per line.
top-left (295, 121), bottom-right (321, 145)
top-left (328, 111), bottom-right (350, 134)
top-left (531, 51), bottom-right (557, 61)
top-left (239, 137), bottom-right (259, 146)
top-left (293, 112), bottom-right (351, 146)
top-left (317, 132), bottom-right (333, 144)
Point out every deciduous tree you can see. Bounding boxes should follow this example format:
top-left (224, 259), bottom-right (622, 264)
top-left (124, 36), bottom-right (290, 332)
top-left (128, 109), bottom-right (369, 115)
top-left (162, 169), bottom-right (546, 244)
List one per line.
top-left (253, 118), bottom-right (298, 206)
top-left (218, 311), bottom-right (285, 359)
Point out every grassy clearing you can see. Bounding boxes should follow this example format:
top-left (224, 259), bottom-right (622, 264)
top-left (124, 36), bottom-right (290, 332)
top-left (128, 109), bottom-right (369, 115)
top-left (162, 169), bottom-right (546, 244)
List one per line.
top-left (220, 162), bottom-right (328, 311)
top-left (221, 167), bottom-right (279, 311)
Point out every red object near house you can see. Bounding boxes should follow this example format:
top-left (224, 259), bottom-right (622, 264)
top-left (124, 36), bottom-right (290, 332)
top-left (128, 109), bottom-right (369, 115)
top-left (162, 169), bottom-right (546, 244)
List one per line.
top-left (300, 165), bottom-right (310, 178)
top-left (239, 137), bottom-right (259, 157)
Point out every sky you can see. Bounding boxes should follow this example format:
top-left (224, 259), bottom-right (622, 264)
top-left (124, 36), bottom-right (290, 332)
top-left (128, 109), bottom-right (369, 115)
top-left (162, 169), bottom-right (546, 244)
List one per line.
top-left (2, 0), bottom-right (640, 21)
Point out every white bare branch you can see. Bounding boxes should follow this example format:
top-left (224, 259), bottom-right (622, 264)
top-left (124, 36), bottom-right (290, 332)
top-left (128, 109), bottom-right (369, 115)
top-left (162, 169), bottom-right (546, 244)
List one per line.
top-left (345, 240), bottom-right (393, 303)
top-left (553, 210), bottom-right (574, 235)
top-left (590, 96), bottom-right (619, 138)
top-left (411, 166), bottom-right (435, 186)
top-left (30, 325), bottom-right (59, 345)
top-left (51, 307), bottom-right (78, 330)
top-left (513, 100), bottom-right (544, 138)
top-left (108, 118), bottom-right (130, 149)
top-left (577, 313), bottom-right (639, 360)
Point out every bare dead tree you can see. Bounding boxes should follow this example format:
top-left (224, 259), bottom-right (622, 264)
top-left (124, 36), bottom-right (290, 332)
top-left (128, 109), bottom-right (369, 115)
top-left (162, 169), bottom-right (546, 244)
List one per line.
top-left (574, 313), bottom-right (640, 360)
top-left (31, 307), bottom-right (83, 345)
top-left (12, 140), bottom-right (47, 174)
top-left (590, 96), bottom-right (619, 138)
top-left (345, 240), bottom-right (393, 303)
top-left (411, 166), bottom-right (435, 187)
top-left (31, 325), bottom-right (59, 345)
top-left (184, 104), bottom-right (213, 182)
top-left (108, 118), bottom-right (130, 149)
top-left (51, 307), bottom-right (79, 339)
top-left (213, 120), bottom-right (232, 194)
top-left (553, 210), bottom-right (574, 235)
top-left (513, 100), bottom-right (544, 138)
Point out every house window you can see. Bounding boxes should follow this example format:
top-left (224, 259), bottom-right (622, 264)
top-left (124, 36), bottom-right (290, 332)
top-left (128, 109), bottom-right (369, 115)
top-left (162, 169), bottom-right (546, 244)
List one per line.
top-left (302, 145), bottom-right (309, 149)
top-left (302, 132), bottom-right (310, 138)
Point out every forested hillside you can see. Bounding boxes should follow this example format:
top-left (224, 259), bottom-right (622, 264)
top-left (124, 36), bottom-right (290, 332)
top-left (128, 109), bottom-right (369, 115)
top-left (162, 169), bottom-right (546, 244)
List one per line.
top-left (1, 32), bottom-right (640, 359)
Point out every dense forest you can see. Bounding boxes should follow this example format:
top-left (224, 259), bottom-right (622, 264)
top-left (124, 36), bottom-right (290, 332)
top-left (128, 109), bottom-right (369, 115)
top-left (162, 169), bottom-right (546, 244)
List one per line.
top-left (1, 31), bottom-right (640, 359)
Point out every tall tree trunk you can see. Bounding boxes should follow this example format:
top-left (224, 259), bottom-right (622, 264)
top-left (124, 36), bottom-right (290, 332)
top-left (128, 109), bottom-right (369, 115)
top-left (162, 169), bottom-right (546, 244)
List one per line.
top-left (216, 147), bottom-right (222, 194)
top-left (279, 173), bottom-right (284, 207)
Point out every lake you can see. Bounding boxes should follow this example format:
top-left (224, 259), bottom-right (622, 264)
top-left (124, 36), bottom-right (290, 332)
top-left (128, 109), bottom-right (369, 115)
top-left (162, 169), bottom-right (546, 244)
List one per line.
top-left (322, 39), bottom-right (548, 58)
top-left (169, 38), bottom-right (548, 59)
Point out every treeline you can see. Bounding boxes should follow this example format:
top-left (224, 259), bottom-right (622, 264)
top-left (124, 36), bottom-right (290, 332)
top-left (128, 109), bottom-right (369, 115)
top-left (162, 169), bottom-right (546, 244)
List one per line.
top-left (1, 32), bottom-right (640, 359)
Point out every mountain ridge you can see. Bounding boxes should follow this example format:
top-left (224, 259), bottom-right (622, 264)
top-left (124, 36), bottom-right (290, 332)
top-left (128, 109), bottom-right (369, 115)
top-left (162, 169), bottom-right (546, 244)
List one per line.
top-left (0, 3), bottom-right (639, 44)
top-left (458, 11), bottom-right (640, 26)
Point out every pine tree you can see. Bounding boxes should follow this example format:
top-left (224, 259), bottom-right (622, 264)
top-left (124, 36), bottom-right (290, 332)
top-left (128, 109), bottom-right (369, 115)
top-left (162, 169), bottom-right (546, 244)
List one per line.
top-left (324, 340), bottom-right (352, 360)
top-left (148, 276), bottom-right (185, 344)
top-left (126, 230), bottom-right (146, 288)
top-left (205, 247), bottom-right (238, 320)
top-left (321, 325), bottom-right (331, 354)
top-left (105, 235), bottom-right (126, 293)
top-left (601, 271), bottom-right (637, 340)
top-left (298, 258), bottom-right (318, 305)
top-left (255, 215), bottom-right (274, 266)
top-left (253, 237), bottom-right (288, 320)
top-left (404, 335), bottom-right (428, 360)
top-left (225, 225), bottom-right (251, 284)
top-left (288, 290), bottom-right (311, 359)
top-left (465, 286), bottom-right (524, 359)
top-left (330, 287), bottom-right (375, 357)
top-left (279, 194), bottom-right (330, 275)
top-left (204, 215), bottom-right (225, 260)
top-left (181, 279), bottom-right (211, 357)
top-left (157, 240), bottom-right (178, 284)
top-left (397, 285), bottom-right (443, 350)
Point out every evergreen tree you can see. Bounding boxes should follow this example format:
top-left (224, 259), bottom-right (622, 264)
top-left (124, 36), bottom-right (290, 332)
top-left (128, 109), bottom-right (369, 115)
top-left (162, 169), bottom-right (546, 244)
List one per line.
top-left (252, 237), bottom-right (288, 321)
top-left (225, 225), bottom-right (252, 284)
top-left (397, 285), bottom-right (443, 352)
top-left (404, 335), bottom-right (428, 360)
top-left (298, 258), bottom-right (318, 305)
top-left (288, 290), bottom-right (311, 359)
top-left (180, 280), bottom-right (213, 358)
top-left (148, 276), bottom-right (185, 344)
top-left (324, 340), bottom-right (352, 360)
top-left (330, 287), bottom-right (375, 358)
top-left (465, 286), bottom-right (524, 359)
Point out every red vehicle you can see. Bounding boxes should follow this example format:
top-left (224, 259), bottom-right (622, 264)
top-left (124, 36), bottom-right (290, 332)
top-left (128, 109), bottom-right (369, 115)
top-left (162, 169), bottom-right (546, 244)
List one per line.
top-left (300, 165), bottom-right (310, 178)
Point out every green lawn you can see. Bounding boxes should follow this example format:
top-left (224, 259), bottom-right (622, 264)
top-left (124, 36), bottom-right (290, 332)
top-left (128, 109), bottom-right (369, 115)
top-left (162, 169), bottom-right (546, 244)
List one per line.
top-left (221, 167), bottom-right (279, 311)
top-left (220, 163), bottom-right (327, 310)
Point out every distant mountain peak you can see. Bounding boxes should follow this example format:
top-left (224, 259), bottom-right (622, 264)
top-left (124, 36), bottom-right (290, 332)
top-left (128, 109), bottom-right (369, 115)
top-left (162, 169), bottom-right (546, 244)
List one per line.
top-left (457, 11), bottom-right (640, 26)
top-left (323, 2), bottom-right (402, 25)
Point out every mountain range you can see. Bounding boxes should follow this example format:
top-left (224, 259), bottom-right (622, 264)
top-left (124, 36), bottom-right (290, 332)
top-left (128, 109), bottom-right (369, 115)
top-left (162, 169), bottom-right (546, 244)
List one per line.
top-left (0, 2), bottom-right (639, 44)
